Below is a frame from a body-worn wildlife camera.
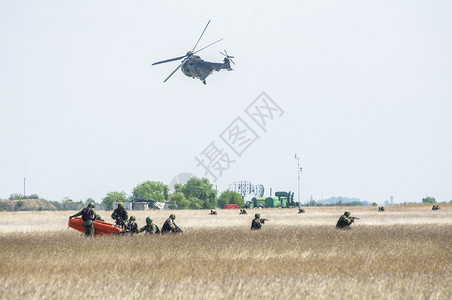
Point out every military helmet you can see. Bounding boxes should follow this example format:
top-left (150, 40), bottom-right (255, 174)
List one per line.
top-left (118, 203), bottom-right (123, 208)
top-left (170, 214), bottom-right (176, 220)
top-left (344, 211), bottom-right (350, 217)
top-left (146, 217), bottom-right (153, 223)
top-left (130, 216), bottom-right (136, 221)
top-left (255, 213), bottom-right (260, 218)
top-left (88, 202), bottom-right (95, 208)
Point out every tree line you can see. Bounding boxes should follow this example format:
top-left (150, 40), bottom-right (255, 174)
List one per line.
top-left (101, 177), bottom-right (244, 210)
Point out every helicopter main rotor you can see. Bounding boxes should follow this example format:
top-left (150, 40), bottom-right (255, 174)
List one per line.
top-left (151, 20), bottom-right (224, 82)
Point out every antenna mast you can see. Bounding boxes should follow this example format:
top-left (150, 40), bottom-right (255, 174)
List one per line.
top-left (294, 154), bottom-right (302, 204)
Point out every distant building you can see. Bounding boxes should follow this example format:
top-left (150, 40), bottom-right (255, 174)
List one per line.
top-left (132, 202), bottom-right (148, 210)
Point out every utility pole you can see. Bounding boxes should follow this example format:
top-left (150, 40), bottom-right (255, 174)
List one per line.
top-left (294, 154), bottom-right (302, 204)
top-left (23, 160), bottom-right (26, 197)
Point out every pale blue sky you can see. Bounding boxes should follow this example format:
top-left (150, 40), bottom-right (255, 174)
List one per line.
top-left (1, 0), bottom-right (451, 204)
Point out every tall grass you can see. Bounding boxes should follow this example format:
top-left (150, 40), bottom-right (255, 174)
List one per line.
top-left (1, 206), bottom-right (451, 299)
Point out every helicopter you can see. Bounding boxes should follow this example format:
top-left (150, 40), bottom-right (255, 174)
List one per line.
top-left (151, 20), bottom-right (235, 85)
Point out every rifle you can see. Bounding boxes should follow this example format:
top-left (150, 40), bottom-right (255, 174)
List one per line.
top-left (175, 225), bottom-right (183, 233)
top-left (349, 216), bottom-right (360, 221)
top-left (260, 218), bottom-right (269, 224)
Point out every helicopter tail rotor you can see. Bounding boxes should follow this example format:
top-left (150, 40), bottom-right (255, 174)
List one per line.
top-left (220, 50), bottom-right (235, 65)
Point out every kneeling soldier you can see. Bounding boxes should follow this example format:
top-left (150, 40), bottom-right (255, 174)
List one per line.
top-left (336, 211), bottom-right (354, 229)
top-left (251, 213), bottom-right (263, 230)
top-left (161, 214), bottom-right (182, 234)
top-left (139, 217), bottom-right (160, 234)
top-left (127, 216), bottom-right (139, 234)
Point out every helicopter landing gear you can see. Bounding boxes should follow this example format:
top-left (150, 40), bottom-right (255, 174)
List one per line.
top-left (203, 80), bottom-right (206, 85)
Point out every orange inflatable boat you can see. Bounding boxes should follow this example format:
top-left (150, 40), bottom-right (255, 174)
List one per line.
top-left (68, 217), bottom-right (123, 236)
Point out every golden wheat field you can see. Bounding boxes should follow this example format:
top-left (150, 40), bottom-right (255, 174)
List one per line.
top-left (1, 204), bottom-right (451, 299)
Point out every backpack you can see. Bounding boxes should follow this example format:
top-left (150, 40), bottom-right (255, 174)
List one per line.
top-left (81, 207), bottom-right (94, 221)
top-left (146, 224), bottom-right (160, 234)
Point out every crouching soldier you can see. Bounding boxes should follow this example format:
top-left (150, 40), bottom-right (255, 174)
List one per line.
top-left (127, 216), bottom-right (139, 234)
top-left (251, 213), bottom-right (263, 230)
top-left (161, 214), bottom-right (183, 234)
top-left (209, 210), bottom-right (217, 215)
top-left (336, 211), bottom-right (354, 229)
top-left (70, 202), bottom-right (103, 237)
top-left (139, 217), bottom-right (160, 235)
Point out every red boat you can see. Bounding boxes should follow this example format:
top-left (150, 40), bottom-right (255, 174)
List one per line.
top-left (68, 218), bottom-right (123, 236)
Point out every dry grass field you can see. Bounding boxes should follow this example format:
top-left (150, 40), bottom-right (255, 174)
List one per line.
top-left (1, 204), bottom-right (451, 299)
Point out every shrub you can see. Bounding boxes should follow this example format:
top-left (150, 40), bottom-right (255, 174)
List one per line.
top-left (422, 197), bottom-right (436, 204)
top-left (9, 193), bottom-right (25, 200)
top-left (217, 190), bottom-right (244, 208)
top-left (14, 200), bottom-right (24, 211)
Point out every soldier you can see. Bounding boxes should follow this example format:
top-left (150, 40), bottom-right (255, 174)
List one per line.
top-left (111, 202), bottom-right (128, 229)
top-left (239, 209), bottom-right (247, 215)
top-left (336, 211), bottom-right (354, 229)
top-left (69, 202), bottom-right (103, 237)
top-left (139, 217), bottom-right (160, 234)
top-left (298, 208), bottom-right (305, 213)
top-left (251, 213), bottom-right (263, 230)
top-left (127, 216), bottom-right (139, 234)
top-left (161, 214), bottom-right (183, 234)
top-left (209, 210), bottom-right (217, 215)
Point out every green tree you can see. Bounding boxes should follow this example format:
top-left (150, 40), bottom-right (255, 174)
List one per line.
top-left (179, 177), bottom-right (217, 209)
top-left (9, 193), bottom-right (25, 200)
top-left (307, 199), bottom-right (317, 206)
top-left (187, 196), bottom-right (204, 209)
top-left (217, 190), bottom-right (244, 208)
top-left (169, 192), bottom-right (190, 209)
top-left (131, 181), bottom-right (169, 202)
top-left (102, 191), bottom-right (128, 210)
top-left (62, 197), bottom-right (74, 204)
top-left (422, 197), bottom-right (436, 204)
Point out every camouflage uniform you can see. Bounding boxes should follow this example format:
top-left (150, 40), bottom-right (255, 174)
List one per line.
top-left (161, 214), bottom-right (181, 234)
top-left (111, 203), bottom-right (128, 229)
top-left (336, 211), bottom-right (353, 229)
top-left (128, 216), bottom-right (139, 234)
top-left (209, 210), bottom-right (217, 215)
top-left (139, 217), bottom-right (160, 234)
top-left (251, 213), bottom-right (262, 230)
top-left (70, 202), bottom-right (102, 236)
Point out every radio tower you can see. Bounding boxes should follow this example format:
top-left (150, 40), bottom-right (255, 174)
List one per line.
top-left (294, 154), bottom-right (302, 204)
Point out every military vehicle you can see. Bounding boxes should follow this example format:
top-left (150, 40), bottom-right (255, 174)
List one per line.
top-left (247, 191), bottom-right (299, 208)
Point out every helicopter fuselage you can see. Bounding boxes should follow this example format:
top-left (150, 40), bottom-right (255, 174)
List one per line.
top-left (181, 55), bottom-right (232, 84)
